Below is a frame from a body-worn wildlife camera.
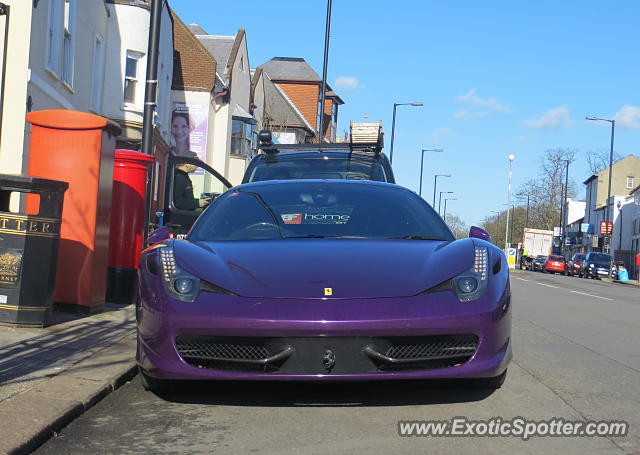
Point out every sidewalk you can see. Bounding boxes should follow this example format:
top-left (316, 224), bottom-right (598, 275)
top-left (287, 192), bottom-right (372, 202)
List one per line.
top-left (0, 303), bottom-right (137, 455)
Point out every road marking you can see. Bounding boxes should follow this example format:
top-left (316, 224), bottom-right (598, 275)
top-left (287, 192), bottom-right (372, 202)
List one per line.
top-left (513, 275), bottom-right (614, 301)
top-left (569, 290), bottom-right (613, 301)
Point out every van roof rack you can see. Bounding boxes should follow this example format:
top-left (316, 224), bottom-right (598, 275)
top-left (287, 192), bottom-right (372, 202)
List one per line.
top-left (257, 121), bottom-right (384, 155)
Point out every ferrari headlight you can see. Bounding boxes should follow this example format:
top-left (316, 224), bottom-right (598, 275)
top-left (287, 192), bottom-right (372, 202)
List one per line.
top-left (159, 247), bottom-right (200, 302)
top-left (454, 247), bottom-right (489, 302)
top-left (589, 263), bottom-right (594, 269)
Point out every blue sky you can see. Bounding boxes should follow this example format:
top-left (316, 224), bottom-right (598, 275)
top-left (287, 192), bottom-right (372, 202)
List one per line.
top-left (170, 0), bottom-right (640, 226)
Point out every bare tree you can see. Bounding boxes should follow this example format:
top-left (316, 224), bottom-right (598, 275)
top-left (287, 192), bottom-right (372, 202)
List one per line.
top-left (479, 148), bottom-right (580, 248)
top-left (513, 148), bottom-right (578, 231)
top-left (584, 148), bottom-right (623, 175)
top-left (444, 214), bottom-right (468, 239)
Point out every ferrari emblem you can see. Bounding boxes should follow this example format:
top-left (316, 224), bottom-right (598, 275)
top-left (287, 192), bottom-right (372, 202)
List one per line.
top-left (324, 287), bottom-right (332, 296)
top-left (323, 349), bottom-right (336, 371)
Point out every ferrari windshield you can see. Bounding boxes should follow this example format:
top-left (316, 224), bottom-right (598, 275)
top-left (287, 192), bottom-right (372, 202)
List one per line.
top-left (189, 181), bottom-right (454, 242)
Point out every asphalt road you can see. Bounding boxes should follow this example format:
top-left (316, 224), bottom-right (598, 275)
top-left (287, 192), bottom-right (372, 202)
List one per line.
top-left (35, 270), bottom-right (640, 455)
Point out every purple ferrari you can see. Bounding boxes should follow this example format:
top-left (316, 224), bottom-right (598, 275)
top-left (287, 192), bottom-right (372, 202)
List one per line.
top-left (137, 180), bottom-right (511, 391)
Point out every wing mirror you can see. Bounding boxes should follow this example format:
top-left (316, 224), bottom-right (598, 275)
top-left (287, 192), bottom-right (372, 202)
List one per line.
top-left (469, 226), bottom-right (493, 243)
top-left (146, 226), bottom-right (170, 246)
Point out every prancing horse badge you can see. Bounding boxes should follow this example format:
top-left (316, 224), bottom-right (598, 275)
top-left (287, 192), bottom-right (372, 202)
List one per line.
top-left (324, 287), bottom-right (332, 296)
top-left (323, 349), bottom-right (336, 371)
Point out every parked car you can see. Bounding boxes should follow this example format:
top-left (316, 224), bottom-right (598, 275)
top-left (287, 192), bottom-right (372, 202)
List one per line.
top-left (568, 253), bottom-right (586, 276)
top-left (532, 255), bottom-right (547, 272)
top-left (544, 255), bottom-right (567, 275)
top-left (137, 180), bottom-right (511, 392)
top-left (580, 252), bottom-right (613, 279)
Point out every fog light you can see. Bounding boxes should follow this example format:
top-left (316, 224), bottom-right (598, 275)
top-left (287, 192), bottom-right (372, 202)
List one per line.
top-left (174, 278), bottom-right (195, 294)
top-left (457, 277), bottom-right (478, 293)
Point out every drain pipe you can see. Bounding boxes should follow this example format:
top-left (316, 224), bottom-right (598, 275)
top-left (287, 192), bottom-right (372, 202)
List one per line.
top-left (0, 3), bottom-right (9, 145)
top-left (141, 0), bottom-right (163, 244)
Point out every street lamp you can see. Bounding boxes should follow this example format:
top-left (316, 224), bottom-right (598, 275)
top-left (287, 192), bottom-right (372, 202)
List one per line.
top-left (438, 191), bottom-right (453, 215)
top-left (586, 116), bottom-right (615, 234)
top-left (504, 154), bottom-right (515, 251)
top-left (443, 197), bottom-right (457, 220)
top-left (419, 148), bottom-right (443, 197)
top-left (433, 173), bottom-right (451, 207)
top-left (389, 102), bottom-right (423, 164)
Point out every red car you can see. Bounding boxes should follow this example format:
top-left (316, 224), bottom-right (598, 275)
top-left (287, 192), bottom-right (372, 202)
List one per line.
top-left (568, 253), bottom-right (586, 276)
top-left (544, 255), bottom-right (567, 274)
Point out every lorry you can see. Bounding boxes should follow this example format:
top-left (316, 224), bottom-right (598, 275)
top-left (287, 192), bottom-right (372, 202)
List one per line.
top-left (521, 228), bottom-right (553, 270)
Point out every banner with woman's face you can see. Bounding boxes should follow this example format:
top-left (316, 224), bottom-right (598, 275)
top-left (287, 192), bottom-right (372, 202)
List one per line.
top-left (171, 102), bottom-right (209, 162)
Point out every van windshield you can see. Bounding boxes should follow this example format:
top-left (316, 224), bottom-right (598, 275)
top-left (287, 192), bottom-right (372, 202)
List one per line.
top-left (245, 154), bottom-right (390, 182)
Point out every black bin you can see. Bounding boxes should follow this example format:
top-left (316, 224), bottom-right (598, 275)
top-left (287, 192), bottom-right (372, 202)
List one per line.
top-left (0, 174), bottom-right (68, 327)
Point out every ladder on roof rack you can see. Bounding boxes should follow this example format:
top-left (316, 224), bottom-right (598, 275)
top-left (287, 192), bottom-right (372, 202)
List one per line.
top-left (256, 121), bottom-right (384, 155)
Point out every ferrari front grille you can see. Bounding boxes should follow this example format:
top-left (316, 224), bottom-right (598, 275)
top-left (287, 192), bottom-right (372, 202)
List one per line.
top-left (175, 336), bottom-right (293, 372)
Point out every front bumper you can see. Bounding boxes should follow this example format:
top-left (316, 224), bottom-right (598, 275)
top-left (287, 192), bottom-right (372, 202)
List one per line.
top-left (137, 279), bottom-right (512, 381)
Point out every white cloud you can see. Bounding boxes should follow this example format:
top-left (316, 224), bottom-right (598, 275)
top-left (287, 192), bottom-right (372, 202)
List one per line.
top-left (613, 105), bottom-right (640, 129)
top-left (431, 127), bottom-right (456, 143)
top-left (523, 106), bottom-right (571, 130)
top-left (454, 88), bottom-right (510, 115)
top-left (453, 109), bottom-right (468, 119)
top-left (334, 76), bottom-right (359, 91)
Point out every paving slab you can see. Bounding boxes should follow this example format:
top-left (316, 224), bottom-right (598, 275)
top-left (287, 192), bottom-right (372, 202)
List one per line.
top-left (0, 304), bottom-right (138, 455)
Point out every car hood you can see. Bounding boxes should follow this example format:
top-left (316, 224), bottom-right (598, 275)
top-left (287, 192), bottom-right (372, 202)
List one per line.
top-left (174, 238), bottom-right (475, 299)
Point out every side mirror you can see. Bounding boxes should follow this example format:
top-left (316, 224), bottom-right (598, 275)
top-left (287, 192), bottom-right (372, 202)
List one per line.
top-left (469, 226), bottom-right (492, 243)
top-left (146, 226), bottom-right (170, 246)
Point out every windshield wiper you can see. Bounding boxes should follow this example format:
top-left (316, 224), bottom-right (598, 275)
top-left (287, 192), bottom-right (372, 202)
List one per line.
top-left (284, 234), bottom-right (330, 239)
top-left (283, 235), bottom-right (368, 239)
top-left (388, 235), bottom-right (445, 240)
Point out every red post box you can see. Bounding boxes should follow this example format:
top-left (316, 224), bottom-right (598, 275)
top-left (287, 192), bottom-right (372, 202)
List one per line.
top-left (26, 110), bottom-right (121, 311)
top-left (107, 150), bottom-right (154, 304)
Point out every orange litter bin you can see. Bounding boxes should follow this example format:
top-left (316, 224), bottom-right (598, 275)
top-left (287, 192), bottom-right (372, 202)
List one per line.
top-left (26, 110), bottom-right (121, 311)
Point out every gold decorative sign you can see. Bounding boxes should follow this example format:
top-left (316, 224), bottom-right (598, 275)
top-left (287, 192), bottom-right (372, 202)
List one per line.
top-left (0, 214), bottom-right (61, 237)
top-left (0, 250), bottom-right (22, 286)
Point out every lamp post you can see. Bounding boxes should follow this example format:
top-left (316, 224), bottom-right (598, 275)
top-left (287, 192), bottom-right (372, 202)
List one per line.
top-left (504, 154), bottom-right (515, 251)
top-left (443, 197), bottom-right (457, 220)
top-left (389, 102), bottom-right (423, 164)
top-left (438, 191), bottom-right (453, 215)
top-left (317, 0), bottom-right (332, 143)
top-left (586, 116), bottom-right (615, 252)
top-left (433, 173), bottom-right (451, 207)
top-left (419, 148), bottom-right (443, 196)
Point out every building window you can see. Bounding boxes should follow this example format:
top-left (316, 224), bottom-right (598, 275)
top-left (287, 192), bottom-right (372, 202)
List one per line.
top-left (627, 176), bottom-right (635, 189)
top-left (238, 56), bottom-right (244, 71)
top-left (90, 34), bottom-right (105, 111)
top-left (124, 51), bottom-right (143, 104)
top-left (46, 0), bottom-right (63, 75)
top-left (230, 118), bottom-right (253, 157)
top-left (61, 0), bottom-right (76, 87)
